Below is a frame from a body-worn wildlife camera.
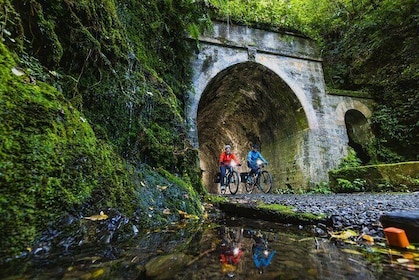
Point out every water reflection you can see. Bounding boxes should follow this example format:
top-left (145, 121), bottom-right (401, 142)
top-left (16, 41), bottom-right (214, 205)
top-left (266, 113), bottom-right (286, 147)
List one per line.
top-left (250, 230), bottom-right (276, 274)
top-left (0, 217), bottom-right (418, 279)
top-left (218, 227), bottom-right (244, 278)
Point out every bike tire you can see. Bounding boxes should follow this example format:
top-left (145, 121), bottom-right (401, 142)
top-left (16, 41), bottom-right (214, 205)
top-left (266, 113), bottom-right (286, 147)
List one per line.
top-left (258, 171), bottom-right (272, 193)
top-left (245, 180), bottom-right (254, 193)
top-left (228, 171), bottom-right (240, 195)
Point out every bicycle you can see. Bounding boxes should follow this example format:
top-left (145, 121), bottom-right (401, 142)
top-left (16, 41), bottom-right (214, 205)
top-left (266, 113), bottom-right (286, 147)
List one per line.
top-left (216, 162), bottom-right (240, 195)
top-left (244, 160), bottom-right (272, 194)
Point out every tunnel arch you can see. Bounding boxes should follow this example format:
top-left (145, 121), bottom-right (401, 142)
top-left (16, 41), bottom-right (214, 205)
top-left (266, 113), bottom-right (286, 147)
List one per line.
top-left (335, 100), bottom-right (374, 164)
top-left (344, 109), bottom-right (373, 164)
top-left (196, 61), bottom-right (310, 193)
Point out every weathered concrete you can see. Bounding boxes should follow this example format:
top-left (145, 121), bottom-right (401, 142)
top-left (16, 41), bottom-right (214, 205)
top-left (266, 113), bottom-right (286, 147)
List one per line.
top-left (186, 21), bottom-right (374, 193)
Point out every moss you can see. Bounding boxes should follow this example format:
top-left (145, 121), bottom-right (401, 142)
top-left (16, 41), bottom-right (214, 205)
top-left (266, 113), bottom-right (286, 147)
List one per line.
top-left (329, 161), bottom-right (419, 193)
top-left (326, 87), bottom-right (372, 99)
top-left (256, 202), bottom-right (325, 222)
top-left (0, 0), bottom-right (211, 258)
top-left (0, 42), bottom-right (138, 256)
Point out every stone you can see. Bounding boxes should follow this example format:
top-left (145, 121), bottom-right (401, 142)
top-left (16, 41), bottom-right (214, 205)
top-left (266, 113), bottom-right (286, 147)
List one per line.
top-left (145, 253), bottom-right (191, 280)
top-left (379, 211), bottom-right (419, 243)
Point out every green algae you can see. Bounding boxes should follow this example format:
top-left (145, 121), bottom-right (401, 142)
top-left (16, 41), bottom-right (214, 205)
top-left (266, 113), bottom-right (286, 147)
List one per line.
top-left (256, 202), bottom-right (325, 222)
top-left (0, 42), bottom-right (204, 257)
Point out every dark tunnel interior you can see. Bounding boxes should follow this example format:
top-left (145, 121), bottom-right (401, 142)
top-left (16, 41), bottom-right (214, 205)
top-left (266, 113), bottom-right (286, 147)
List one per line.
top-left (197, 62), bottom-right (309, 193)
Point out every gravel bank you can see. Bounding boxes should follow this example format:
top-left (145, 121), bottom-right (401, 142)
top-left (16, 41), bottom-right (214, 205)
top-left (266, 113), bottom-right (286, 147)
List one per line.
top-left (228, 192), bottom-right (419, 237)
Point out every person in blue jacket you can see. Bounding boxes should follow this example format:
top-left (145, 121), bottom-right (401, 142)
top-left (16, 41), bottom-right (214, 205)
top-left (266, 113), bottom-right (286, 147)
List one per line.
top-left (252, 232), bottom-right (276, 274)
top-left (247, 144), bottom-right (268, 179)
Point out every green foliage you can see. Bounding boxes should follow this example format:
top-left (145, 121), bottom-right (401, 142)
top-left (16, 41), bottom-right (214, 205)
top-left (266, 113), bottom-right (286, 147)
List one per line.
top-left (307, 182), bottom-right (332, 194)
top-left (1, 0), bottom-right (210, 194)
top-left (335, 178), bottom-right (365, 193)
top-left (318, 0), bottom-right (419, 161)
top-left (0, 42), bottom-right (139, 256)
top-left (209, 0), bottom-right (418, 162)
top-left (337, 147), bottom-right (362, 169)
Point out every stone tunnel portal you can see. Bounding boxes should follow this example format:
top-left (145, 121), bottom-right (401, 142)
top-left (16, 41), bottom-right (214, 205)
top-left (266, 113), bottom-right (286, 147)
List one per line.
top-left (345, 109), bottom-right (373, 164)
top-left (197, 62), bottom-right (309, 193)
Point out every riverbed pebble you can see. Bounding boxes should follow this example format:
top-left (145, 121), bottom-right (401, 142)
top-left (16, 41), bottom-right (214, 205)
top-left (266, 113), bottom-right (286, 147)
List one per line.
top-left (232, 192), bottom-right (419, 238)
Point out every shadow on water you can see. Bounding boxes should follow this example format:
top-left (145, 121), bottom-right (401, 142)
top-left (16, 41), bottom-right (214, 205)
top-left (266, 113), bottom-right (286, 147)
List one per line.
top-left (0, 216), bottom-right (418, 279)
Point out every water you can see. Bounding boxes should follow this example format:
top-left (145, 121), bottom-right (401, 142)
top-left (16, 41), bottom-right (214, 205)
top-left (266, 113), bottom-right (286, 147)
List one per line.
top-left (0, 217), bottom-right (417, 279)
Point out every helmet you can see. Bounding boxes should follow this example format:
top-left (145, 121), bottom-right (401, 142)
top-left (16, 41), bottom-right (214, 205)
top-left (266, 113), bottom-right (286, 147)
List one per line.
top-left (253, 144), bottom-right (259, 149)
top-left (225, 145), bottom-right (231, 150)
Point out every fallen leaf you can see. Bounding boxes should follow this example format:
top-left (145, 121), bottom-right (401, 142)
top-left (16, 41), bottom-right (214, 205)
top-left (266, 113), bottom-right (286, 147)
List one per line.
top-left (163, 208), bottom-right (171, 215)
top-left (396, 258), bottom-right (410, 264)
top-left (91, 268), bottom-right (105, 278)
top-left (342, 249), bottom-right (363, 255)
top-left (84, 211), bottom-right (108, 221)
top-left (362, 234), bottom-right (374, 243)
top-left (178, 210), bottom-right (199, 220)
top-left (330, 230), bottom-right (357, 240)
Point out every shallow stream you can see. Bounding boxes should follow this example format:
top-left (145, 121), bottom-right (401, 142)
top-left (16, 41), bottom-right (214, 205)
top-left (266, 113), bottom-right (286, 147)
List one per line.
top-left (1, 215), bottom-right (418, 279)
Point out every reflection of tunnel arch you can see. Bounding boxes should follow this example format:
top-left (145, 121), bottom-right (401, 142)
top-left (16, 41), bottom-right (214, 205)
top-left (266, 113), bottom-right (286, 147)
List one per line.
top-left (344, 109), bottom-right (372, 164)
top-left (197, 62), bottom-right (309, 193)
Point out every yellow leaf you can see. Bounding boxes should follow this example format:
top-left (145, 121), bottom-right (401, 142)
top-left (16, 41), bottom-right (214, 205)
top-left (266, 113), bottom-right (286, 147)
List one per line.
top-left (84, 211), bottom-right (108, 221)
top-left (396, 258), bottom-right (410, 264)
top-left (403, 252), bottom-right (414, 259)
top-left (177, 210), bottom-right (199, 220)
top-left (157, 185), bottom-right (168, 191)
top-left (298, 237), bottom-right (314, 242)
top-left (362, 234), bottom-right (374, 242)
top-left (91, 268), bottom-right (105, 278)
top-left (330, 230), bottom-right (357, 240)
top-left (342, 249), bottom-right (363, 255)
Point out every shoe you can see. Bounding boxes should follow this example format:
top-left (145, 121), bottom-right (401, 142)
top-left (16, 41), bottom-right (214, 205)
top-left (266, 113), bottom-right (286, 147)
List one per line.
top-left (220, 185), bottom-right (226, 193)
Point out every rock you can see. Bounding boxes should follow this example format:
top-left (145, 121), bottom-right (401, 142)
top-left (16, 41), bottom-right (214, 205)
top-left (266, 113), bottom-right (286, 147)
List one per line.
top-left (379, 211), bottom-right (419, 243)
top-left (145, 253), bottom-right (191, 280)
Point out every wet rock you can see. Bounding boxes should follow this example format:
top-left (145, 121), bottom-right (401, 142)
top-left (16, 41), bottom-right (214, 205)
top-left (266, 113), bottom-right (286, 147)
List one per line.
top-left (379, 211), bottom-right (419, 242)
top-left (145, 253), bottom-right (191, 280)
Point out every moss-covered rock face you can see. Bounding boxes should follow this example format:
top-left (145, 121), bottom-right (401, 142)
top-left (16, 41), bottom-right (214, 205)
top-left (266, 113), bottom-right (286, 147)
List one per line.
top-left (0, 43), bottom-right (204, 256)
top-left (329, 162), bottom-right (419, 193)
top-left (0, 0), bottom-right (209, 258)
top-left (0, 42), bottom-right (129, 255)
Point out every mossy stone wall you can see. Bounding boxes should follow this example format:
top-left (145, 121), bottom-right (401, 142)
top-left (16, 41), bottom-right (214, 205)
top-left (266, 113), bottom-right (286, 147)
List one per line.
top-left (329, 161), bottom-right (419, 193)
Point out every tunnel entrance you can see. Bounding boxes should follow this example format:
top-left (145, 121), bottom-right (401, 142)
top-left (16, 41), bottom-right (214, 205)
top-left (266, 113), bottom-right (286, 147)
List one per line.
top-left (197, 62), bottom-right (309, 193)
top-left (345, 109), bottom-right (372, 164)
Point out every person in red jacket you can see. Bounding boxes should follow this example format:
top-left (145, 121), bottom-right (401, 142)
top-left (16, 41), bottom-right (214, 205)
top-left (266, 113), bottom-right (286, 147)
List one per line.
top-left (219, 145), bottom-right (241, 193)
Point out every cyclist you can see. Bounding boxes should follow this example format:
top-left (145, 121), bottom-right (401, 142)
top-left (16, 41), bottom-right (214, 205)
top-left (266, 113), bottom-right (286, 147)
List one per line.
top-left (247, 144), bottom-right (268, 181)
top-left (252, 231), bottom-right (276, 274)
top-left (219, 145), bottom-right (241, 193)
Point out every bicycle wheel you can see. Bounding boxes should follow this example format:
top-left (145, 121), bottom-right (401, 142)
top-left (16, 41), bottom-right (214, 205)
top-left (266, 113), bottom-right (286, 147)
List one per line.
top-left (258, 171), bottom-right (272, 193)
top-left (245, 175), bottom-right (254, 193)
top-left (228, 171), bottom-right (240, 195)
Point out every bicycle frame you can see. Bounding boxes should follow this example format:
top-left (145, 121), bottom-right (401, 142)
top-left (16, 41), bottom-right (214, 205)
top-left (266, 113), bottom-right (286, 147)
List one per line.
top-left (244, 160), bottom-right (272, 194)
top-left (220, 162), bottom-right (240, 195)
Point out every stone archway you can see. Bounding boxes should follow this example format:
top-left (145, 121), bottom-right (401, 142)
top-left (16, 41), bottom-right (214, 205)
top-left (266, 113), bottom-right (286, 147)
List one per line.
top-left (345, 109), bottom-right (373, 164)
top-left (187, 21), bottom-right (375, 193)
top-left (197, 62), bottom-right (309, 193)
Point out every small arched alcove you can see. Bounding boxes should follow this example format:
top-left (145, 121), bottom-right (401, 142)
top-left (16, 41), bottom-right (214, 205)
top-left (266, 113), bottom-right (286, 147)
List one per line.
top-left (197, 62), bottom-right (309, 193)
top-left (344, 109), bottom-right (372, 164)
